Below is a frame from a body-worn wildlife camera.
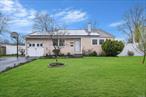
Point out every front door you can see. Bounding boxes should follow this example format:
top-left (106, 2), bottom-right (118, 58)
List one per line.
top-left (74, 40), bottom-right (81, 52)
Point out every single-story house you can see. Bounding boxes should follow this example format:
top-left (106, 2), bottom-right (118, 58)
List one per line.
top-left (0, 45), bottom-right (6, 56)
top-left (1, 44), bottom-right (25, 55)
top-left (25, 24), bottom-right (114, 57)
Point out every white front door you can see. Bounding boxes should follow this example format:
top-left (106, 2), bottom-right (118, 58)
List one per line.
top-left (74, 40), bottom-right (81, 52)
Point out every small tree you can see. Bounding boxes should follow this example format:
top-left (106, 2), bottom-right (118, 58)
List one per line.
top-left (18, 47), bottom-right (25, 55)
top-left (102, 40), bottom-right (124, 56)
top-left (33, 12), bottom-right (66, 62)
top-left (52, 49), bottom-right (60, 56)
top-left (136, 25), bottom-right (146, 63)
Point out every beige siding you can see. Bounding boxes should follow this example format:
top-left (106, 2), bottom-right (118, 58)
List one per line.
top-left (81, 37), bottom-right (113, 55)
top-left (26, 37), bottom-right (113, 56)
top-left (81, 37), bottom-right (102, 54)
top-left (43, 38), bottom-right (79, 55)
top-left (26, 38), bottom-right (81, 56)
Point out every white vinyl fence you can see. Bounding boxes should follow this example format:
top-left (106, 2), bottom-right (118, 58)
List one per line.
top-left (2, 44), bottom-right (25, 55)
top-left (118, 43), bottom-right (144, 56)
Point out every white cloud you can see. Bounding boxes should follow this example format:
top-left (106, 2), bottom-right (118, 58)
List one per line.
top-left (53, 8), bottom-right (88, 24)
top-left (0, 0), bottom-right (88, 34)
top-left (109, 21), bottom-right (125, 27)
top-left (0, 0), bottom-right (37, 33)
top-left (0, 0), bottom-right (14, 12)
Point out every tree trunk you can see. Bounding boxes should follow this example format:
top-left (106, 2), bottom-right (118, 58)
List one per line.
top-left (55, 55), bottom-right (58, 62)
top-left (142, 52), bottom-right (146, 64)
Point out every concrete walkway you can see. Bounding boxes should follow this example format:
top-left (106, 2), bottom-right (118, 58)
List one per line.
top-left (0, 57), bottom-right (34, 72)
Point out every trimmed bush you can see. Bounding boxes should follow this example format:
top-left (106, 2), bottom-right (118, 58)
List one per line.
top-left (127, 51), bottom-right (134, 56)
top-left (67, 52), bottom-right (71, 56)
top-left (52, 49), bottom-right (60, 56)
top-left (89, 51), bottom-right (97, 56)
top-left (98, 51), bottom-right (106, 56)
top-left (101, 39), bottom-right (124, 56)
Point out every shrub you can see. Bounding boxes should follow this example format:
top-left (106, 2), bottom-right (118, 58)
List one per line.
top-left (67, 52), bottom-right (71, 56)
top-left (19, 47), bottom-right (25, 55)
top-left (52, 49), bottom-right (60, 56)
top-left (89, 51), bottom-right (97, 56)
top-left (127, 51), bottom-right (134, 56)
top-left (59, 53), bottom-right (64, 57)
top-left (101, 39), bottom-right (124, 56)
top-left (98, 51), bottom-right (106, 56)
top-left (82, 49), bottom-right (86, 56)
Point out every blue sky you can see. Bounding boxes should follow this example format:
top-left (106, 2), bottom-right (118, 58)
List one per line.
top-left (0, 0), bottom-right (146, 41)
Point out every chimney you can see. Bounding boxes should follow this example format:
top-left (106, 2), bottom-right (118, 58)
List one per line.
top-left (87, 23), bottom-right (92, 35)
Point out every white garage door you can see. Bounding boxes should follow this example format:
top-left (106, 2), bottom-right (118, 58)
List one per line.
top-left (27, 43), bottom-right (44, 57)
top-left (28, 47), bottom-right (44, 57)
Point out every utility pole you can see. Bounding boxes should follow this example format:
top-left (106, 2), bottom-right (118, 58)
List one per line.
top-left (17, 36), bottom-right (18, 59)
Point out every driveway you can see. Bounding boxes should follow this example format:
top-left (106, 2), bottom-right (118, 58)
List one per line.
top-left (0, 57), bottom-right (34, 72)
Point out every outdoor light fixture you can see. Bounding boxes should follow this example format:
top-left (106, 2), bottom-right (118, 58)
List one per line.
top-left (11, 32), bottom-right (19, 59)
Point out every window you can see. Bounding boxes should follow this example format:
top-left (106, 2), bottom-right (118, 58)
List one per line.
top-left (32, 44), bottom-right (35, 47)
top-left (92, 39), bottom-right (98, 45)
top-left (59, 39), bottom-right (65, 46)
top-left (53, 39), bottom-right (65, 46)
top-left (53, 39), bottom-right (58, 46)
top-left (29, 44), bottom-right (31, 47)
top-left (99, 39), bottom-right (104, 45)
top-left (37, 44), bottom-right (39, 47)
top-left (40, 44), bottom-right (43, 47)
top-left (70, 42), bottom-right (74, 47)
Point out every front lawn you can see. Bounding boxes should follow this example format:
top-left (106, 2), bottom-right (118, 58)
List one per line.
top-left (0, 57), bottom-right (145, 97)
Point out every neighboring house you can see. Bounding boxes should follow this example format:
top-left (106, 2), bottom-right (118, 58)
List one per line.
top-left (25, 24), bottom-right (114, 57)
top-left (118, 43), bottom-right (144, 56)
top-left (1, 44), bottom-right (25, 55)
top-left (0, 45), bottom-right (6, 55)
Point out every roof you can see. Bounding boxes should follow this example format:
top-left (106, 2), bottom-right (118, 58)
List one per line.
top-left (93, 29), bottom-right (114, 38)
top-left (26, 29), bottom-right (114, 38)
top-left (0, 43), bottom-right (25, 46)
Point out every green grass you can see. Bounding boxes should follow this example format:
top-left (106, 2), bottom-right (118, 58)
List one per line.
top-left (0, 57), bottom-right (145, 97)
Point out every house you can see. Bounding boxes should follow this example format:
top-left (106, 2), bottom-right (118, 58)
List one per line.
top-left (0, 43), bottom-right (25, 55)
top-left (0, 45), bottom-right (6, 56)
top-left (25, 24), bottom-right (114, 57)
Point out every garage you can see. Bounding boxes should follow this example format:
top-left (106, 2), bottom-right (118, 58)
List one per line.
top-left (27, 43), bottom-right (44, 57)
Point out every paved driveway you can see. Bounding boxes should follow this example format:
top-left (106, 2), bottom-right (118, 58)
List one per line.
top-left (0, 57), bottom-right (34, 72)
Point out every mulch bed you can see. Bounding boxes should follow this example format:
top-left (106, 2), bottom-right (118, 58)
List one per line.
top-left (48, 62), bottom-right (64, 67)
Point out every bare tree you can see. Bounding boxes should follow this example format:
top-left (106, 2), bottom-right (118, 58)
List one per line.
top-left (11, 33), bottom-right (26, 45)
top-left (0, 12), bottom-right (9, 44)
top-left (18, 33), bottom-right (26, 45)
top-left (0, 12), bottom-right (9, 34)
top-left (33, 13), bottom-right (66, 62)
top-left (119, 6), bottom-right (146, 63)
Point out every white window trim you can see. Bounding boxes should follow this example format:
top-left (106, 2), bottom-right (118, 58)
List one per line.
top-left (91, 38), bottom-right (98, 45)
top-left (53, 39), bottom-right (65, 47)
top-left (98, 38), bottom-right (106, 45)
